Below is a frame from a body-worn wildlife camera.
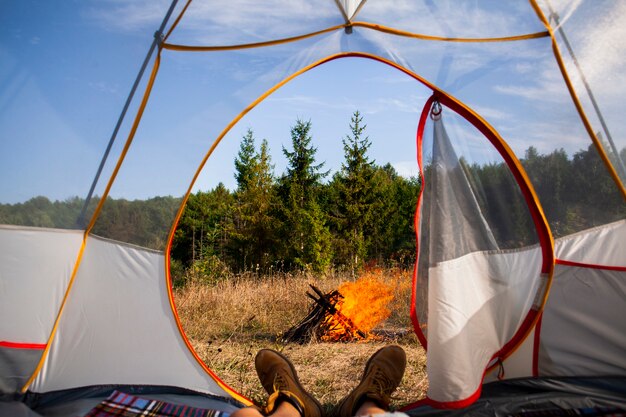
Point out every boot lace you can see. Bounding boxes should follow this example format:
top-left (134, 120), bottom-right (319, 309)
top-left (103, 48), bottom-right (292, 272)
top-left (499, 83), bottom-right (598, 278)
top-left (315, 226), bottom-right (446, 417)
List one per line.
top-left (272, 372), bottom-right (290, 393)
top-left (366, 368), bottom-right (396, 404)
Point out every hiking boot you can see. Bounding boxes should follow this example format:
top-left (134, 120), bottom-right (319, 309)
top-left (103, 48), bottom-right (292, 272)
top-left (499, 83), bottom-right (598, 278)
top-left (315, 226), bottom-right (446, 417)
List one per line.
top-left (255, 349), bottom-right (323, 417)
top-left (333, 345), bottom-right (406, 417)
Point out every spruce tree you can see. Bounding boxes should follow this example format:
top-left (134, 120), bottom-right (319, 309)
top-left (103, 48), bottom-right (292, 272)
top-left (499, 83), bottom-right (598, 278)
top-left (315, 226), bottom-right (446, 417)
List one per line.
top-left (234, 128), bottom-right (256, 191)
top-left (281, 119), bottom-right (328, 203)
top-left (279, 119), bottom-right (331, 272)
top-left (334, 110), bottom-right (376, 273)
top-left (232, 131), bottom-right (278, 272)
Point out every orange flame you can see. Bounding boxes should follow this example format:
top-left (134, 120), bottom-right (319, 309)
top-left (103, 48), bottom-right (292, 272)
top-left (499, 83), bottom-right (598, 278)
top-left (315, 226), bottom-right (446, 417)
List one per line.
top-left (320, 270), bottom-right (395, 341)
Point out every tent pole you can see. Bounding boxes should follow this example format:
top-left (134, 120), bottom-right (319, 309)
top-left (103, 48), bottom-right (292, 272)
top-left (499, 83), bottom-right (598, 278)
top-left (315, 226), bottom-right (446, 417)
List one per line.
top-left (76, 0), bottom-right (180, 228)
top-left (547, 2), bottom-right (626, 181)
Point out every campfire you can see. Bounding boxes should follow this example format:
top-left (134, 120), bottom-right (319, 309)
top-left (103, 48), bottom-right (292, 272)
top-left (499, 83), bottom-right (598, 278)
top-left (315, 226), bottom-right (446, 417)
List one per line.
top-left (282, 275), bottom-right (394, 344)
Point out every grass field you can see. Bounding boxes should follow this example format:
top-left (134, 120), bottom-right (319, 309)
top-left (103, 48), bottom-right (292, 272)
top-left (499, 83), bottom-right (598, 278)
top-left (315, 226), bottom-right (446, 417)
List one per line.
top-left (174, 269), bottom-right (428, 411)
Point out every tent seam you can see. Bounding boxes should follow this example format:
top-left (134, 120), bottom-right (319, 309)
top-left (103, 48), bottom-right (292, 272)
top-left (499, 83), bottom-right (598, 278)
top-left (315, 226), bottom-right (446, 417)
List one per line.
top-left (528, 0), bottom-right (626, 201)
top-left (161, 23), bottom-right (549, 52)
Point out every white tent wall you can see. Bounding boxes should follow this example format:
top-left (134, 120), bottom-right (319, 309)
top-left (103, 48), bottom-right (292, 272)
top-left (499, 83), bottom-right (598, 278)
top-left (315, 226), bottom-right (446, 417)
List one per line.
top-left (539, 264), bottom-right (626, 376)
top-left (426, 247), bottom-right (544, 403)
top-left (484, 220), bottom-right (626, 381)
top-left (415, 107), bottom-right (550, 405)
top-left (0, 226), bottom-right (83, 393)
top-left (27, 234), bottom-right (232, 399)
top-left (540, 220), bottom-right (626, 376)
top-left (554, 219), bottom-right (626, 266)
top-left (1, 0), bottom-right (626, 413)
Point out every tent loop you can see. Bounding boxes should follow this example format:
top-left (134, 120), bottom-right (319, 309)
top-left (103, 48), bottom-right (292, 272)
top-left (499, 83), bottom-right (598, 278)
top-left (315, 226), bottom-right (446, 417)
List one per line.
top-left (496, 358), bottom-right (506, 380)
top-left (430, 100), bottom-right (442, 120)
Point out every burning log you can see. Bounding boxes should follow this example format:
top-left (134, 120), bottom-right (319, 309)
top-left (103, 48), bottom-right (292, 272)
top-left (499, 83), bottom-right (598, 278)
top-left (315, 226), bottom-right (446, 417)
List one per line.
top-left (281, 284), bottom-right (367, 344)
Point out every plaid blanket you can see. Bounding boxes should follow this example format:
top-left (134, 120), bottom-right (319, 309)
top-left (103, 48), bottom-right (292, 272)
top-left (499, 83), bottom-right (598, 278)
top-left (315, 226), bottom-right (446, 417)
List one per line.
top-left (83, 390), bottom-right (232, 417)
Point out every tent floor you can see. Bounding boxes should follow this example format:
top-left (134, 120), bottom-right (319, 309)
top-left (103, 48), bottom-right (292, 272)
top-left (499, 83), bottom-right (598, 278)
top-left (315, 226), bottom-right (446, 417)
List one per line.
top-left (2, 377), bottom-right (626, 416)
top-left (406, 376), bottom-right (626, 416)
top-left (1, 385), bottom-right (243, 417)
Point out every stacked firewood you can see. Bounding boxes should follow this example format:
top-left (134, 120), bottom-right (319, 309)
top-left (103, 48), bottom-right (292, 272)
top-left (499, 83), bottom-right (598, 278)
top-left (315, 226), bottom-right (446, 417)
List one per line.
top-left (281, 284), bottom-right (366, 344)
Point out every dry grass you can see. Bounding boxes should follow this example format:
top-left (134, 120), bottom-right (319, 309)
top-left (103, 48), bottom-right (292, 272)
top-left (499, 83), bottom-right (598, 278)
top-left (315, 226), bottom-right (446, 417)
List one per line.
top-left (174, 269), bottom-right (428, 411)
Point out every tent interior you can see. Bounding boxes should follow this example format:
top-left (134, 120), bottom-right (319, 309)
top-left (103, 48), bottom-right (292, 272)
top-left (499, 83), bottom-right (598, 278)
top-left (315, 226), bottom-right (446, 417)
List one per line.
top-left (1, 0), bottom-right (626, 416)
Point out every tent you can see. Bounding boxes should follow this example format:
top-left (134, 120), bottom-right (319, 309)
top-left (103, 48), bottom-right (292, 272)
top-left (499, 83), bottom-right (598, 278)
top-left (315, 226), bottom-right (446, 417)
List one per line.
top-left (1, 0), bottom-right (625, 415)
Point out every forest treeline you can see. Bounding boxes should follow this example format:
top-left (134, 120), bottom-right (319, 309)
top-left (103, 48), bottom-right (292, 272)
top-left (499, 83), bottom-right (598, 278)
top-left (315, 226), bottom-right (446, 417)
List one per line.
top-left (1, 111), bottom-right (624, 285)
top-left (171, 111), bottom-right (420, 280)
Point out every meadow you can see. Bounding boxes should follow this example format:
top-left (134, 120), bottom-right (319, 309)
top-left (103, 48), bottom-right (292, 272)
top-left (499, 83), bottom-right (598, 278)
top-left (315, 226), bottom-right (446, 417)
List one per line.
top-left (174, 269), bottom-right (428, 411)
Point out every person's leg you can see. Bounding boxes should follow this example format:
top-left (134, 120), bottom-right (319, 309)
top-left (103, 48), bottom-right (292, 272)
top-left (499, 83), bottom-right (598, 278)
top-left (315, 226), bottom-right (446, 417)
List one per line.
top-left (333, 345), bottom-right (406, 417)
top-left (230, 407), bottom-right (265, 417)
top-left (230, 401), bottom-right (301, 417)
top-left (353, 400), bottom-right (386, 416)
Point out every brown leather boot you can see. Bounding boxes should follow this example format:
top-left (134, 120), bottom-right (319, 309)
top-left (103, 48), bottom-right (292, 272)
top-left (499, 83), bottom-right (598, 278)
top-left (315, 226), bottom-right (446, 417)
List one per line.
top-left (333, 345), bottom-right (406, 417)
top-left (255, 349), bottom-right (323, 417)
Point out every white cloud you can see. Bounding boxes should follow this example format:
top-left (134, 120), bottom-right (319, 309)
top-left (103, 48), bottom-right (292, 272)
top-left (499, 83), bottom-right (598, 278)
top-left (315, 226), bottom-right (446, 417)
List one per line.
top-left (392, 160), bottom-right (420, 178)
top-left (84, 0), bottom-right (341, 43)
top-left (266, 93), bottom-right (424, 116)
top-left (88, 81), bottom-right (120, 95)
top-left (493, 65), bottom-right (571, 104)
top-left (360, 0), bottom-right (538, 38)
top-left (573, 3), bottom-right (626, 95)
top-left (83, 0), bottom-right (171, 32)
top-left (470, 105), bottom-right (510, 122)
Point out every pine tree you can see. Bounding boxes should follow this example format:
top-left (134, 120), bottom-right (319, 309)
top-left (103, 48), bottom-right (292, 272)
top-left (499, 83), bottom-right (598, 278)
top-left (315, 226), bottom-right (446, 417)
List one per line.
top-left (334, 110), bottom-right (376, 273)
top-left (234, 128), bottom-right (257, 191)
top-left (232, 131), bottom-right (278, 272)
top-left (281, 119), bottom-right (328, 203)
top-left (279, 119), bottom-right (331, 272)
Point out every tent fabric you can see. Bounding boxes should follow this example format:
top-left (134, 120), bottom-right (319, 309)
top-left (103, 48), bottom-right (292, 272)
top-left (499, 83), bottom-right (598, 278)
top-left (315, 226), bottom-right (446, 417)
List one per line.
top-left (554, 219), bottom-right (626, 267)
top-left (25, 233), bottom-right (232, 398)
top-left (425, 114), bottom-right (499, 265)
top-left (425, 248), bottom-right (545, 404)
top-left (0, 226), bottom-right (83, 345)
top-left (2, 386), bottom-right (242, 417)
top-left (0, 348), bottom-right (44, 395)
top-left (415, 108), bottom-right (549, 405)
top-left (482, 220), bottom-right (626, 383)
top-left (0, 226), bottom-right (84, 393)
top-left (538, 221), bottom-right (626, 377)
top-left (1, 0), bottom-right (626, 413)
top-left (538, 264), bottom-right (626, 377)
top-left (405, 376), bottom-right (626, 416)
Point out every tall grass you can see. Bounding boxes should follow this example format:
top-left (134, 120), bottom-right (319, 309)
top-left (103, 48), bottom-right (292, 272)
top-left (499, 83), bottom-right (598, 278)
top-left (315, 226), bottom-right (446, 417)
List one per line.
top-left (174, 269), bottom-right (427, 409)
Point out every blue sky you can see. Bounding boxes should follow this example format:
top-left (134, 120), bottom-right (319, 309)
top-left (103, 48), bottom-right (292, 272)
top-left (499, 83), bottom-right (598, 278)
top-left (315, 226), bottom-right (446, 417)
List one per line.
top-left (0, 1), bottom-right (429, 203)
top-left (1, 0), bottom-right (624, 204)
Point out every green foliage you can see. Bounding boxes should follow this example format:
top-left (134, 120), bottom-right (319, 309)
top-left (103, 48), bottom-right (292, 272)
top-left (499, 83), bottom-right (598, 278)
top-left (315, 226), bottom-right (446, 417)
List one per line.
top-left (291, 199), bottom-right (333, 272)
top-left (0, 195), bottom-right (181, 249)
top-left (234, 129), bottom-right (257, 191)
top-left (232, 133), bottom-right (279, 271)
top-left (368, 164), bottom-right (420, 264)
top-left (278, 119), bottom-right (332, 273)
top-left (520, 144), bottom-right (625, 238)
top-left (331, 110), bottom-right (377, 272)
top-left (171, 184), bottom-right (234, 267)
top-left (281, 119), bottom-right (329, 197)
top-left (3, 113), bottom-right (623, 287)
